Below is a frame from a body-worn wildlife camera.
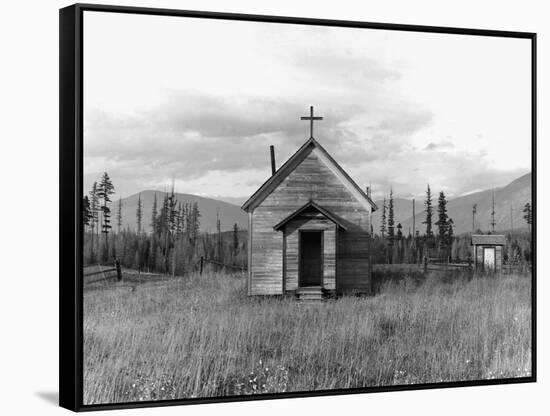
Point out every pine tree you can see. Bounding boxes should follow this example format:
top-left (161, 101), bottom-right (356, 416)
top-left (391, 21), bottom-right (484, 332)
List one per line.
top-left (97, 172), bottom-right (115, 261)
top-left (216, 210), bottom-right (222, 259)
top-left (185, 202), bottom-right (191, 239)
top-left (435, 191), bottom-right (449, 248)
top-left (166, 188), bottom-right (178, 276)
top-left (97, 172), bottom-right (115, 233)
top-left (175, 201), bottom-right (184, 238)
top-left (396, 223), bottom-right (403, 240)
top-left (116, 196), bottom-right (123, 233)
top-left (136, 193), bottom-right (143, 234)
top-left (387, 189), bottom-right (395, 246)
top-left (151, 193), bottom-right (158, 235)
top-left (148, 193), bottom-right (159, 272)
top-left (82, 195), bottom-right (91, 230)
top-left (423, 184), bottom-right (433, 238)
top-left (190, 202), bottom-right (201, 248)
top-left (168, 189), bottom-right (178, 236)
top-left (88, 182), bottom-right (100, 263)
top-left (380, 197), bottom-right (387, 238)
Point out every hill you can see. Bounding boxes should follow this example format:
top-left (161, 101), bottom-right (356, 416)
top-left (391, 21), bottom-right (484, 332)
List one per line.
top-left (372, 173), bottom-right (532, 236)
top-left (114, 173), bottom-right (530, 236)
top-left (116, 190), bottom-right (248, 233)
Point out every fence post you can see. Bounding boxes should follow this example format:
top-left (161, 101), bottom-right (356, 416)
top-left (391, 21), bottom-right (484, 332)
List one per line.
top-left (200, 256), bottom-right (204, 275)
top-left (115, 258), bottom-right (122, 281)
top-left (423, 256), bottom-right (428, 273)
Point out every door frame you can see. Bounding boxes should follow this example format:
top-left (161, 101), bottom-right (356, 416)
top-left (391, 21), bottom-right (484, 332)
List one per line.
top-left (298, 229), bottom-right (324, 288)
top-left (482, 246), bottom-right (496, 271)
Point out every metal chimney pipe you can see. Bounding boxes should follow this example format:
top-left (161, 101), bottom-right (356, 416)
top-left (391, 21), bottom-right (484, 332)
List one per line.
top-left (270, 145), bottom-right (276, 175)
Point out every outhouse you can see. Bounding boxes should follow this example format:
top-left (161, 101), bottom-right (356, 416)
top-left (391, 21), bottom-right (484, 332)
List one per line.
top-left (471, 234), bottom-right (505, 272)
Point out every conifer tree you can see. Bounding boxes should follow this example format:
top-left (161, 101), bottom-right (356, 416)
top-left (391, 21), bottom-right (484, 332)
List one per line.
top-left (216, 210), bottom-right (222, 259)
top-left (149, 193), bottom-right (158, 272)
top-left (151, 193), bottom-right (158, 235)
top-left (82, 195), bottom-right (91, 230)
top-left (380, 197), bottom-right (387, 238)
top-left (97, 172), bottom-right (115, 261)
top-left (116, 196), bottom-right (123, 233)
top-left (189, 202), bottom-right (201, 248)
top-left (136, 193), bottom-right (143, 234)
top-left (167, 189), bottom-right (178, 236)
top-left (423, 184), bottom-right (433, 238)
top-left (387, 189), bottom-right (395, 245)
top-left (396, 223), bottom-right (403, 240)
top-left (175, 201), bottom-right (184, 238)
top-left (435, 191), bottom-right (449, 248)
top-left (97, 172), bottom-right (115, 234)
top-left (88, 182), bottom-right (100, 263)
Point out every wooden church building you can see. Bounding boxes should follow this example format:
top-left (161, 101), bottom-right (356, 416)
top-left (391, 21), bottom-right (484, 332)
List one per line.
top-left (241, 107), bottom-right (377, 297)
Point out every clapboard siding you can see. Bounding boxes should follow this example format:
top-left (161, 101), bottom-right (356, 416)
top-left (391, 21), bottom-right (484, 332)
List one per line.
top-left (249, 147), bottom-right (373, 295)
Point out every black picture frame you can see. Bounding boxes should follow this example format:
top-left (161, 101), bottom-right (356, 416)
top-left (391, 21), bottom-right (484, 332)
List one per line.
top-left (60, 3), bottom-right (537, 412)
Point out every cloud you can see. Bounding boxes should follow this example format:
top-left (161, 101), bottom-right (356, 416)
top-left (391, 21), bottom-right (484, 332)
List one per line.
top-left (352, 145), bottom-right (528, 201)
top-left (424, 140), bottom-right (454, 151)
top-left (84, 84), bottom-right (439, 200)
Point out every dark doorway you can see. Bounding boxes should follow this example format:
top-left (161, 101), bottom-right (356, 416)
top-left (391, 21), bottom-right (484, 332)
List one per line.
top-left (299, 231), bottom-right (323, 287)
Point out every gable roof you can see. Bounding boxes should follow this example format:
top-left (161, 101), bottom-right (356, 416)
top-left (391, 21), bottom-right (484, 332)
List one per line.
top-left (241, 137), bottom-right (377, 212)
top-left (273, 200), bottom-right (348, 231)
top-left (471, 234), bottom-right (506, 245)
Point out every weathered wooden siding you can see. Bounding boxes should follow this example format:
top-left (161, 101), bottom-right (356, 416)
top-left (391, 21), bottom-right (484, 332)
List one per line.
top-left (475, 245), bottom-right (483, 269)
top-left (250, 147), bottom-right (372, 295)
top-left (283, 216), bottom-right (336, 291)
top-left (496, 246), bottom-right (502, 271)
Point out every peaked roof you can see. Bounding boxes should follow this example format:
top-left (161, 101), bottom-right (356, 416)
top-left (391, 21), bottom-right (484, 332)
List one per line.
top-left (471, 234), bottom-right (506, 245)
top-left (241, 137), bottom-right (378, 212)
top-left (273, 200), bottom-right (348, 231)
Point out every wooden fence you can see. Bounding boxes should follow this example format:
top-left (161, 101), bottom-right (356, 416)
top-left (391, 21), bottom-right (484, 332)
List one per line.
top-left (198, 256), bottom-right (247, 275)
top-left (423, 256), bottom-right (472, 273)
top-left (84, 259), bottom-right (122, 284)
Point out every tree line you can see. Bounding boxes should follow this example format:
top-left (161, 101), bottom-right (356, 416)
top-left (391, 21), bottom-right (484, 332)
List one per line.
top-left (374, 184), bottom-right (532, 265)
top-left (82, 173), bottom-right (246, 275)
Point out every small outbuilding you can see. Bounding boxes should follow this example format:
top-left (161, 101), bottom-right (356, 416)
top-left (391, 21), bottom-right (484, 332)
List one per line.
top-left (471, 234), bottom-right (506, 272)
top-left (241, 137), bottom-right (377, 297)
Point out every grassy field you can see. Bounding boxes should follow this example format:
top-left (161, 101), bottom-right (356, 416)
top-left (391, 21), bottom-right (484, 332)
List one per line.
top-left (83, 268), bottom-right (531, 404)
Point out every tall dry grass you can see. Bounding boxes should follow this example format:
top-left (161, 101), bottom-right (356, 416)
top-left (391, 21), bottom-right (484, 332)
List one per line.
top-left (83, 270), bottom-right (531, 404)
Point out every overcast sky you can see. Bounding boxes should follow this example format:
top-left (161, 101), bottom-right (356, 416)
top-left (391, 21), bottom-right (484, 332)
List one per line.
top-left (83, 11), bottom-right (531, 203)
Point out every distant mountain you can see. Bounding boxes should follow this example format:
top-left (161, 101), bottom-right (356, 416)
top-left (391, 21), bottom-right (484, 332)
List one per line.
top-left (372, 173), bottom-right (532, 236)
top-left (116, 190), bottom-right (248, 233)
top-left (114, 173), bottom-right (530, 236)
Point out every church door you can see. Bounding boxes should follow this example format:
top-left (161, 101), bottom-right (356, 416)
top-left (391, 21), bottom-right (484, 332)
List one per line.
top-left (299, 231), bottom-right (323, 287)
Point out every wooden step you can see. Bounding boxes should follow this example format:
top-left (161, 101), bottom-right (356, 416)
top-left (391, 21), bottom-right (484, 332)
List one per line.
top-left (296, 286), bottom-right (324, 302)
top-left (297, 286), bottom-right (323, 293)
